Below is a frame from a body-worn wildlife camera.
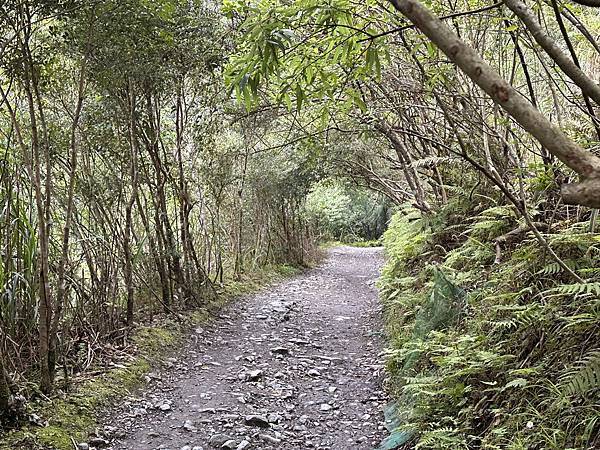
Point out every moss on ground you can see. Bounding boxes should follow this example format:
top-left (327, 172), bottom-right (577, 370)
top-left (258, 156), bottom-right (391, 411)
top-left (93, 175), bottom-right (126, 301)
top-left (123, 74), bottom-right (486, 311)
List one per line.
top-left (0, 263), bottom-right (302, 450)
top-left (218, 264), bottom-right (303, 300)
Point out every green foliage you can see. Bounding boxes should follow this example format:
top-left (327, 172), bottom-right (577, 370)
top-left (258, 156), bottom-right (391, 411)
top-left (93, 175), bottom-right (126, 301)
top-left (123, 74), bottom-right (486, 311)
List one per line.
top-left (380, 207), bottom-right (428, 279)
top-left (224, 0), bottom-right (388, 115)
top-left (467, 205), bottom-right (516, 240)
top-left (379, 206), bottom-right (600, 449)
top-left (304, 180), bottom-right (390, 242)
top-left (559, 350), bottom-right (600, 397)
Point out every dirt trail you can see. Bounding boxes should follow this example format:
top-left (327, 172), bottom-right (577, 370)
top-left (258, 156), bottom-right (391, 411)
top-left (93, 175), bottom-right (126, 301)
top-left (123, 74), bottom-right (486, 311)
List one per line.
top-left (102, 246), bottom-right (387, 450)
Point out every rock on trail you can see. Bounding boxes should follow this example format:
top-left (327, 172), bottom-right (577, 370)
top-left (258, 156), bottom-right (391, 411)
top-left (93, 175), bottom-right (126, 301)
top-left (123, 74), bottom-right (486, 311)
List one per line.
top-left (100, 246), bottom-right (387, 450)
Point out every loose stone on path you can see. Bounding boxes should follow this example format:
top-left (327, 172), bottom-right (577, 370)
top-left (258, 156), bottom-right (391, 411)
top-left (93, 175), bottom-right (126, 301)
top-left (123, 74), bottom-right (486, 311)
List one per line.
top-left (100, 247), bottom-right (387, 449)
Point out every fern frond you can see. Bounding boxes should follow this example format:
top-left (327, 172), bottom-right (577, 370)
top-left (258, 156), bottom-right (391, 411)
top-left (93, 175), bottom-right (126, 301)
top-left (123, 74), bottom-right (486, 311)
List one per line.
top-left (489, 317), bottom-right (518, 332)
top-left (559, 350), bottom-right (600, 396)
top-left (560, 312), bottom-right (600, 330)
top-left (416, 427), bottom-right (466, 449)
top-left (578, 267), bottom-right (600, 277)
top-left (442, 184), bottom-right (470, 197)
top-left (546, 282), bottom-right (600, 297)
top-left (537, 260), bottom-right (577, 276)
top-left (477, 205), bottom-right (516, 218)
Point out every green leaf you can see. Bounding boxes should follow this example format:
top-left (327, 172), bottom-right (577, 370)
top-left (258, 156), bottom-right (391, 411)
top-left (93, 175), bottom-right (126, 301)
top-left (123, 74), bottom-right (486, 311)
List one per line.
top-left (353, 95), bottom-right (367, 113)
top-left (243, 87), bottom-right (252, 110)
top-left (426, 41), bottom-right (437, 58)
top-left (504, 378), bottom-right (528, 389)
top-left (320, 108), bottom-right (329, 129)
top-left (295, 84), bottom-right (304, 112)
top-left (284, 93), bottom-right (292, 111)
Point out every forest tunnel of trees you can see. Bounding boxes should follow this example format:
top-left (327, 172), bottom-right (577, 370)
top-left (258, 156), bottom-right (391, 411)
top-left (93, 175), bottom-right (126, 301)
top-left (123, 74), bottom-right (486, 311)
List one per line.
top-left (1, 0), bottom-right (600, 448)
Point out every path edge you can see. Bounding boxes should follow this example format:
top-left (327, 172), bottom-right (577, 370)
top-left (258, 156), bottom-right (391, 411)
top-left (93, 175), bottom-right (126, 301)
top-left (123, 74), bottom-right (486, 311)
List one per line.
top-left (0, 264), bottom-right (308, 450)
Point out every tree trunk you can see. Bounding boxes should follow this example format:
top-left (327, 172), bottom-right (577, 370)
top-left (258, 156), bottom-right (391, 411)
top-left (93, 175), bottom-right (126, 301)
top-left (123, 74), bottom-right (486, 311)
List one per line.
top-left (0, 349), bottom-right (10, 417)
top-left (388, 0), bottom-right (600, 208)
top-left (145, 93), bottom-right (186, 304)
top-left (50, 57), bottom-right (87, 376)
top-left (234, 146), bottom-right (250, 277)
top-left (124, 82), bottom-right (139, 325)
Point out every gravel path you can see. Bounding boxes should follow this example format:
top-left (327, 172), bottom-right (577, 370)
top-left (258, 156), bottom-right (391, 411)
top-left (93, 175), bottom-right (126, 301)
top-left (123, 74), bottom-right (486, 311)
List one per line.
top-left (101, 246), bottom-right (387, 450)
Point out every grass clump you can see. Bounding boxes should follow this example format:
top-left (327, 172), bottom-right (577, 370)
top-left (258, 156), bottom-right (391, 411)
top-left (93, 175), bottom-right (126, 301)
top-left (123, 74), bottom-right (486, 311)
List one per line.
top-left (218, 263), bottom-right (303, 300)
top-left (0, 345), bottom-right (157, 449)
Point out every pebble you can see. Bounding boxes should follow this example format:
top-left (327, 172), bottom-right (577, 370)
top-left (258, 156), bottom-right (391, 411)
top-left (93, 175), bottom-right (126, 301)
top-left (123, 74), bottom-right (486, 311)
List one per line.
top-left (244, 369), bottom-right (263, 381)
top-left (244, 414), bottom-right (270, 428)
top-left (221, 440), bottom-right (237, 449)
top-left (235, 440), bottom-right (250, 450)
top-left (183, 420), bottom-right (198, 432)
top-left (209, 434), bottom-right (234, 448)
top-left (89, 437), bottom-right (109, 447)
top-left (270, 346), bottom-right (290, 355)
top-left (259, 434), bottom-right (282, 444)
top-left (99, 248), bottom-right (388, 449)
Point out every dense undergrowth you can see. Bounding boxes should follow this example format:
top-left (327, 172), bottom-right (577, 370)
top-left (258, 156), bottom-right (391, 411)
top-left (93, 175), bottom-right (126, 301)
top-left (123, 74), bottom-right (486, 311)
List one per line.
top-left (0, 264), bottom-right (302, 450)
top-left (305, 180), bottom-right (391, 244)
top-left (379, 204), bottom-right (600, 449)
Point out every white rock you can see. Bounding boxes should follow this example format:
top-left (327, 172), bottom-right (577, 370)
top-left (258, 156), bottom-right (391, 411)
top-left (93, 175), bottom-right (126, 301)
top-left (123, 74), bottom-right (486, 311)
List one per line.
top-left (235, 440), bottom-right (250, 450)
top-left (183, 420), bottom-right (198, 432)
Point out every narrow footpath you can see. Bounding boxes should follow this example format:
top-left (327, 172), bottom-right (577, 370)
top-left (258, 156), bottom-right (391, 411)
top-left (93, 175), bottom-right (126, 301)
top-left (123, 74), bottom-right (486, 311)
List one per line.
top-left (103, 246), bottom-right (387, 450)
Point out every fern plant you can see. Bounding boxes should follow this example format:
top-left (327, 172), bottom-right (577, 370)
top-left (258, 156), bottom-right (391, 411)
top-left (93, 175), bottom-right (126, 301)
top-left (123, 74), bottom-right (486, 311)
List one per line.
top-left (546, 282), bottom-right (600, 298)
top-left (559, 350), bottom-right (600, 397)
top-left (415, 426), bottom-right (467, 449)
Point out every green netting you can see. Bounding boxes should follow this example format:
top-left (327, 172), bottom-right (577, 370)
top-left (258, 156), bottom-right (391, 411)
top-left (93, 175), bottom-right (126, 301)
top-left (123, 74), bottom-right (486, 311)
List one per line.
top-left (404, 268), bottom-right (465, 370)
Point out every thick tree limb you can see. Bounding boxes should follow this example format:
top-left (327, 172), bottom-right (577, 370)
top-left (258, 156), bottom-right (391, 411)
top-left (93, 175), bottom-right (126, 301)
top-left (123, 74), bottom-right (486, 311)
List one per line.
top-left (388, 0), bottom-right (600, 208)
top-left (505, 0), bottom-right (600, 106)
top-left (362, 2), bottom-right (503, 42)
